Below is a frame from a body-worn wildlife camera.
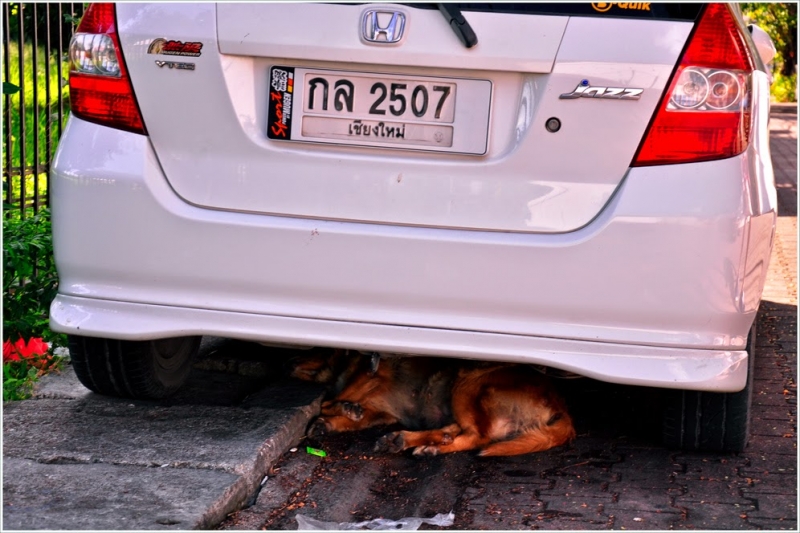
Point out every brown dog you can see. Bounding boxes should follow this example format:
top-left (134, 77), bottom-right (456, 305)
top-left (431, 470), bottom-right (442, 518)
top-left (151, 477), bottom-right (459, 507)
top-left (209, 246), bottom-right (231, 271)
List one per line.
top-left (289, 351), bottom-right (575, 457)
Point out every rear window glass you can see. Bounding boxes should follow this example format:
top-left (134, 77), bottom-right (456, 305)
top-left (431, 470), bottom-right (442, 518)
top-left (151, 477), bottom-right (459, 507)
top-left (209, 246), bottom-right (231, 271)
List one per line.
top-left (405, 3), bottom-right (703, 22)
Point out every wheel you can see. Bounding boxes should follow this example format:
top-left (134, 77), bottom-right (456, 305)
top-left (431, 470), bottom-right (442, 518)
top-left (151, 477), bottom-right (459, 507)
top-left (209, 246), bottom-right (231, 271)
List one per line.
top-left (68, 335), bottom-right (201, 399)
top-left (662, 324), bottom-right (756, 452)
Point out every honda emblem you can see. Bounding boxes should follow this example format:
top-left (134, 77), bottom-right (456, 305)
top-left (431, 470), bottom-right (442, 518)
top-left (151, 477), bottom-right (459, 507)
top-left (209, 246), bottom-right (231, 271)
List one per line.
top-left (361, 10), bottom-right (406, 44)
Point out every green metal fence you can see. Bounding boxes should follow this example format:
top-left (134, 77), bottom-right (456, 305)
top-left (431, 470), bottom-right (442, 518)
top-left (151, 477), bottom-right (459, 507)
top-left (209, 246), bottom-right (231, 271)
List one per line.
top-left (2, 2), bottom-right (84, 217)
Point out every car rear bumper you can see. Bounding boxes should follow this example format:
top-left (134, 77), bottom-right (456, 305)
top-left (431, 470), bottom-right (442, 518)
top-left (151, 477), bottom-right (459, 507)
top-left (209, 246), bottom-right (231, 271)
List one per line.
top-left (50, 117), bottom-right (775, 391)
top-left (51, 293), bottom-right (748, 392)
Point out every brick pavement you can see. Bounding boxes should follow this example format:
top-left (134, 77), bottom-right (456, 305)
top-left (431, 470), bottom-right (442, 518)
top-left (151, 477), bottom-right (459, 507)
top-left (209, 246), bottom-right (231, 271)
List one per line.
top-left (763, 111), bottom-right (798, 306)
top-left (757, 113), bottom-right (798, 530)
top-left (733, 108), bottom-right (799, 531)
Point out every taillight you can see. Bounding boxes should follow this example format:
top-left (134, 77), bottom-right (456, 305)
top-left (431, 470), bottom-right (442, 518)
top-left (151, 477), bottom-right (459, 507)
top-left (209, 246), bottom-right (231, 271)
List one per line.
top-left (632, 4), bottom-right (755, 166)
top-left (69, 3), bottom-right (146, 135)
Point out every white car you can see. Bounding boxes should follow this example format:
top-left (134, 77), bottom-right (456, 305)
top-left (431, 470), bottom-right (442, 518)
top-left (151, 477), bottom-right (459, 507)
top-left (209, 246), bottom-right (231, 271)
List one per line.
top-left (51, 3), bottom-right (777, 452)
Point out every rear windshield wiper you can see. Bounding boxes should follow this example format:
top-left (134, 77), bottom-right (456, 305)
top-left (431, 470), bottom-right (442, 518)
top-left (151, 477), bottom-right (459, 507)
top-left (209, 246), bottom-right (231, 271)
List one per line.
top-left (437, 4), bottom-right (478, 48)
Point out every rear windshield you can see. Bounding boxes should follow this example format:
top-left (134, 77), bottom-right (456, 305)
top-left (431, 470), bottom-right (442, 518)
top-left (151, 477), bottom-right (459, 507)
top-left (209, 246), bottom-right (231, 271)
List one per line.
top-left (405, 3), bottom-right (703, 22)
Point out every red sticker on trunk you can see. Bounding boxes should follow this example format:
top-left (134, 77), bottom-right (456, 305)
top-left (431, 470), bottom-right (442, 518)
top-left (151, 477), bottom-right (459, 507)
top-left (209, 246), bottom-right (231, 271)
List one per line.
top-left (268, 66), bottom-right (295, 140)
top-left (147, 38), bottom-right (203, 57)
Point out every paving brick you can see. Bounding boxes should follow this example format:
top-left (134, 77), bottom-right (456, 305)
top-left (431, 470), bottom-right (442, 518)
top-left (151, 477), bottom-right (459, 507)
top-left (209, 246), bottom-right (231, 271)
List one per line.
top-left (545, 466), bottom-right (619, 486)
top-left (741, 459), bottom-right (797, 477)
top-left (678, 502), bottom-right (756, 529)
top-left (609, 510), bottom-right (681, 531)
top-left (742, 435), bottom-right (797, 454)
top-left (747, 492), bottom-right (798, 520)
top-left (526, 515), bottom-right (611, 530)
top-left (674, 456), bottom-right (751, 482)
top-left (746, 517), bottom-right (798, 530)
top-left (753, 389), bottom-right (794, 406)
top-left (605, 487), bottom-right (677, 513)
top-left (538, 478), bottom-right (617, 503)
top-left (741, 471), bottom-right (799, 495)
top-left (674, 483), bottom-right (756, 507)
top-left (467, 485), bottom-right (544, 507)
top-left (614, 474), bottom-right (673, 489)
top-left (750, 417), bottom-right (795, 437)
top-left (538, 496), bottom-right (613, 519)
top-left (754, 364), bottom-right (794, 380)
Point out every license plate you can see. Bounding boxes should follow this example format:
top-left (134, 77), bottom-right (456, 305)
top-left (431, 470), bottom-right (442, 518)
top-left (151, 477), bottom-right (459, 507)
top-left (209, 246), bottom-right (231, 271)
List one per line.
top-left (267, 66), bottom-right (492, 155)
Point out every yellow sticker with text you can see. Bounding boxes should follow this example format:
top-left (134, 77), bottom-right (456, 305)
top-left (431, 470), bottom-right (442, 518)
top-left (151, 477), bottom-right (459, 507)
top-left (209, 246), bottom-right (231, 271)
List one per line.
top-left (592, 3), bottom-right (651, 12)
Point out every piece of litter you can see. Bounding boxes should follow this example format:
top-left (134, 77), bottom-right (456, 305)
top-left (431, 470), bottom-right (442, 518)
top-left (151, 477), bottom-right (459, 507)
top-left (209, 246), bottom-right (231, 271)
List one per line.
top-left (160, 464), bottom-right (169, 468)
top-left (306, 446), bottom-right (327, 457)
top-left (53, 346), bottom-right (70, 358)
top-left (261, 475), bottom-right (268, 486)
top-left (290, 448), bottom-right (298, 453)
top-left (633, 517), bottom-right (643, 522)
top-left (295, 511), bottom-right (454, 530)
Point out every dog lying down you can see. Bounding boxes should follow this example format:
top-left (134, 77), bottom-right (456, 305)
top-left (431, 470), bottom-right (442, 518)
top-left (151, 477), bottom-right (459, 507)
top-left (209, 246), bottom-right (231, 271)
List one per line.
top-left (289, 350), bottom-right (576, 457)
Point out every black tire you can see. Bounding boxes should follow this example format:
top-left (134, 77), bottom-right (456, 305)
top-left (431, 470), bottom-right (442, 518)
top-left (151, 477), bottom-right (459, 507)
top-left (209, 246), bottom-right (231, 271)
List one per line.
top-left (68, 335), bottom-right (201, 399)
top-left (662, 324), bottom-right (756, 452)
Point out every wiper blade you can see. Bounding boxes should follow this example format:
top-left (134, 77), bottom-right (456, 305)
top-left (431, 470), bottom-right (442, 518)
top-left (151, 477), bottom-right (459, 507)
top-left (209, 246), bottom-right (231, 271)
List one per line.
top-left (437, 4), bottom-right (478, 48)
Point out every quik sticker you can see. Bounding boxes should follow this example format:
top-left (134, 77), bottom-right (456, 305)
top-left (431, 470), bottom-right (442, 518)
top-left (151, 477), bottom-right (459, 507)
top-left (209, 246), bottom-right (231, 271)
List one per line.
top-left (267, 66), bottom-right (295, 140)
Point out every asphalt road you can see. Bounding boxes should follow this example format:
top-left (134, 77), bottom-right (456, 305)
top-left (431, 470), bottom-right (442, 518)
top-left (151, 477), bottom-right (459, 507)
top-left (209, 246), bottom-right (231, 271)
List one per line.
top-left (219, 108), bottom-right (798, 531)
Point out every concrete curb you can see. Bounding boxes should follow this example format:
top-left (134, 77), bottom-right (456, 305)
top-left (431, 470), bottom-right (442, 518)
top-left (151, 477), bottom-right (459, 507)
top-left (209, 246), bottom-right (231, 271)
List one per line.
top-left (198, 396), bottom-right (321, 528)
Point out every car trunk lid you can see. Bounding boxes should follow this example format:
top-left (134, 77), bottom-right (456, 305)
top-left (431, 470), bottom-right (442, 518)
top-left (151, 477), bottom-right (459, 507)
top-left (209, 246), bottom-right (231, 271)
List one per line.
top-left (118, 3), bottom-right (698, 233)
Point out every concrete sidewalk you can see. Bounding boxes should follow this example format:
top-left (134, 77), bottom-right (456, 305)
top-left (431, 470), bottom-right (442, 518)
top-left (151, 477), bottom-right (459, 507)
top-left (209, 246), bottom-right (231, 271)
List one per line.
top-left (2, 340), bottom-right (325, 530)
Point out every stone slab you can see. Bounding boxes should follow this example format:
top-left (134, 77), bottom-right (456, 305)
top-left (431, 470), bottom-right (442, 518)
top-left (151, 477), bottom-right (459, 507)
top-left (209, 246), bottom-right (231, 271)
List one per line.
top-left (3, 339), bottom-right (325, 530)
top-left (3, 458), bottom-right (238, 530)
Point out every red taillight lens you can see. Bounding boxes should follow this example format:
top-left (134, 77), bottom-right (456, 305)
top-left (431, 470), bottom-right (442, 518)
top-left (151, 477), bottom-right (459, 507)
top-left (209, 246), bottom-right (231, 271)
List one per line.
top-left (69, 3), bottom-right (146, 135)
top-left (632, 4), bottom-right (755, 166)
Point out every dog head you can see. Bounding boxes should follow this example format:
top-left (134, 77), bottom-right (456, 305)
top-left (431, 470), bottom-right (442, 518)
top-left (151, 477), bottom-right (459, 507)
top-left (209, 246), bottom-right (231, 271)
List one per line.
top-left (286, 348), bottom-right (345, 384)
top-left (287, 349), bottom-right (380, 396)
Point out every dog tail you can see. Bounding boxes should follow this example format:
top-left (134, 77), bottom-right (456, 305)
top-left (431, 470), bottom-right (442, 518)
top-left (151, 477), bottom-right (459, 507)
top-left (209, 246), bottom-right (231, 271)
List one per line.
top-left (478, 413), bottom-right (576, 457)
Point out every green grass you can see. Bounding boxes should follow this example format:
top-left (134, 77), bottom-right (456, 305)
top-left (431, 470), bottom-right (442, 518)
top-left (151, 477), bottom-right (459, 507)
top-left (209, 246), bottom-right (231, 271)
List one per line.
top-left (3, 40), bottom-right (71, 208)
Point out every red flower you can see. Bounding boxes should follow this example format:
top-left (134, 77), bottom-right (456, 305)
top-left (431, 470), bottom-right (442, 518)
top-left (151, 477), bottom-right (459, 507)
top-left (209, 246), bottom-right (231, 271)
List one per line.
top-left (22, 338), bottom-right (49, 358)
top-left (3, 339), bottom-right (21, 363)
top-left (3, 337), bottom-right (49, 363)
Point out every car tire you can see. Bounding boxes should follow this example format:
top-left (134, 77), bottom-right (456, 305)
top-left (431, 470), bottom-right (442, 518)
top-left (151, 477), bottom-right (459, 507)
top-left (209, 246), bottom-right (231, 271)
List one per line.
top-left (662, 323), bottom-right (756, 452)
top-left (68, 335), bottom-right (201, 399)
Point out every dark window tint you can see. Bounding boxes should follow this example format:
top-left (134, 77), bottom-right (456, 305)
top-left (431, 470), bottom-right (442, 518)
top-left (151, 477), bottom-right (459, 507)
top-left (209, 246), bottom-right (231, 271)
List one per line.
top-left (404, 3), bottom-right (703, 22)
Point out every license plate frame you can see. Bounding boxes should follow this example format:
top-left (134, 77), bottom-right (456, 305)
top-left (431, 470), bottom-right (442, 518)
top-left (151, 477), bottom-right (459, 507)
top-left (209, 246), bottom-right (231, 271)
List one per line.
top-left (267, 66), bottom-right (492, 155)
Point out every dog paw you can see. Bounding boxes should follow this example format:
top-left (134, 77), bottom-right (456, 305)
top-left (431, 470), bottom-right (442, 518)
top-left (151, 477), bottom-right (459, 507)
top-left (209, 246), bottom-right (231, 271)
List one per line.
top-left (307, 418), bottom-right (330, 439)
top-left (375, 431), bottom-right (406, 454)
top-left (341, 401), bottom-right (363, 421)
top-left (412, 445), bottom-right (440, 456)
